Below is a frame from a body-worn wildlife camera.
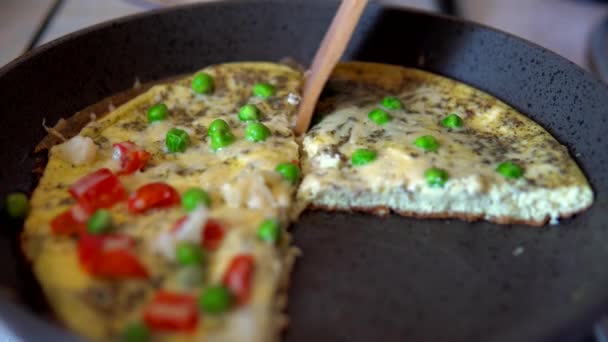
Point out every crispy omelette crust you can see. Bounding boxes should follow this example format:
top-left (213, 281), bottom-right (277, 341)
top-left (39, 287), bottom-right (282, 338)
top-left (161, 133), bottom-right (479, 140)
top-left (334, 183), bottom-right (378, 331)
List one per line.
top-left (298, 62), bottom-right (594, 225)
top-left (23, 62), bottom-right (303, 341)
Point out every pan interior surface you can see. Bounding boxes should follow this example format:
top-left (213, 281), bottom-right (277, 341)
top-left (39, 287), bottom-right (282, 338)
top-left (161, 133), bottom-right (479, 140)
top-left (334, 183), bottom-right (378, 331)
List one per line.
top-left (0, 1), bottom-right (607, 341)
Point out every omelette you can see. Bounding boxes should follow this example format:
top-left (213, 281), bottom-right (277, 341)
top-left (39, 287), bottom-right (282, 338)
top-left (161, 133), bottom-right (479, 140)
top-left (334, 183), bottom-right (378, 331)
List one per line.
top-left (22, 61), bottom-right (593, 342)
top-left (298, 62), bottom-right (594, 225)
top-left (23, 62), bottom-right (302, 341)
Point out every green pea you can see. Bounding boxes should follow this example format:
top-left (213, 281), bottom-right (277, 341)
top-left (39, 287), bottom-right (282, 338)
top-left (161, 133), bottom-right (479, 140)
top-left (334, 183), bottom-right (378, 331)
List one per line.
top-left (496, 161), bottom-right (524, 179)
top-left (121, 322), bottom-right (150, 342)
top-left (441, 113), bottom-right (464, 128)
top-left (368, 108), bottom-right (392, 125)
top-left (238, 104), bottom-right (260, 122)
top-left (210, 130), bottom-right (236, 150)
top-left (413, 135), bottom-right (439, 152)
top-left (199, 285), bottom-right (232, 314)
top-left (87, 209), bottom-right (113, 234)
top-left (192, 72), bottom-right (214, 94)
top-left (424, 168), bottom-right (449, 188)
top-left (176, 242), bottom-right (205, 266)
top-left (166, 128), bottom-right (190, 153)
top-left (245, 123), bottom-right (271, 142)
top-left (275, 162), bottom-right (300, 185)
top-left (147, 103), bottom-right (168, 123)
top-left (257, 219), bottom-right (281, 244)
top-left (207, 119), bottom-right (230, 135)
top-left (351, 148), bottom-right (377, 166)
top-left (182, 188), bottom-right (211, 211)
top-left (253, 82), bottom-right (275, 98)
top-left (381, 96), bottom-right (402, 110)
top-left (5, 192), bottom-right (28, 219)
top-left (176, 266), bottom-right (204, 289)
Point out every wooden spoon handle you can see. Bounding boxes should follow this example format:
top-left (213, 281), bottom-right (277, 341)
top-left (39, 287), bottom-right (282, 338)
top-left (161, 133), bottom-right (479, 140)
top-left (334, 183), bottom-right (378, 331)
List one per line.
top-left (294, 0), bottom-right (368, 135)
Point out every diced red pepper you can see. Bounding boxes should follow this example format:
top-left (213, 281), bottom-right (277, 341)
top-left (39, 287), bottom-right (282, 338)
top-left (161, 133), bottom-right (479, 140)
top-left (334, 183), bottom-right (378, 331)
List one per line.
top-left (78, 233), bottom-right (148, 279)
top-left (112, 141), bottom-right (151, 175)
top-left (291, 159), bottom-right (300, 166)
top-left (143, 291), bottom-right (198, 332)
top-left (222, 254), bottom-right (255, 305)
top-left (202, 219), bottom-right (225, 251)
top-left (50, 204), bottom-right (92, 236)
top-left (128, 182), bottom-right (179, 213)
top-left (69, 168), bottom-right (127, 210)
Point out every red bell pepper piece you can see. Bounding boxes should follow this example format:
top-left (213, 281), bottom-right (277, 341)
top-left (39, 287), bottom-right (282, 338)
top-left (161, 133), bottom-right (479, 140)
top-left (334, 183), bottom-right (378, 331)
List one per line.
top-left (78, 233), bottom-right (148, 279)
top-left (202, 219), bottom-right (225, 251)
top-left (128, 182), bottom-right (180, 213)
top-left (50, 203), bottom-right (92, 236)
top-left (112, 141), bottom-right (151, 175)
top-left (143, 291), bottom-right (199, 332)
top-left (69, 168), bottom-right (127, 210)
top-left (222, 254), bottom-right (255, 305)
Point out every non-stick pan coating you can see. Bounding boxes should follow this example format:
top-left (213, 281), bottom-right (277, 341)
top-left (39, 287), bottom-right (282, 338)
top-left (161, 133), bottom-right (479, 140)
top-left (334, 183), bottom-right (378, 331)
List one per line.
top-left (0, 1), bottom-right (607, 341)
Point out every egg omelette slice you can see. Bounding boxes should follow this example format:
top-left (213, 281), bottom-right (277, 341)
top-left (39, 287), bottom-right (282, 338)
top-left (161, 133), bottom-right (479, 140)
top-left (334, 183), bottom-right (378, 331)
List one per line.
top-left (298, 62), bottom-right (593, 225)
top-left (22, 62), bottom-right (303, 341)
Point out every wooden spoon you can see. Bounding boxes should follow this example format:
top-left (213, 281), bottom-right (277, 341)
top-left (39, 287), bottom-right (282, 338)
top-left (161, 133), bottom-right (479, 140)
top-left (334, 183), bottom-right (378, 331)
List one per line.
top-left (293, 0), bottom-right (369, 135)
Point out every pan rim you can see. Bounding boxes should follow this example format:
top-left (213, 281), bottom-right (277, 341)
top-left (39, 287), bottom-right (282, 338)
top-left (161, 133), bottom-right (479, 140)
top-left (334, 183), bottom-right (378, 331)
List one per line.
top-left (1, 0), bottom-right (606, 90)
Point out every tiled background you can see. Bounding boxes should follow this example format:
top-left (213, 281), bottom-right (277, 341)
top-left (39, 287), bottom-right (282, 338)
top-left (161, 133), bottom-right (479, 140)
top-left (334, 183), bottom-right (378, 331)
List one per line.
top-left (1, 0), bottom-right (607, 71)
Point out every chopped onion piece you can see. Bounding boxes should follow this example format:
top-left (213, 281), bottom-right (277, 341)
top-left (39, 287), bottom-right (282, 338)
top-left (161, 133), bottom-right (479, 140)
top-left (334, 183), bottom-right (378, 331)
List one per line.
top-left (221, 172), bottom-right (278, 209)
top-left (287, 92), bottom-right (301, 105)
top-left (52, 135), bottom-right (98, 166)
top-left (154, 206), bottom-right (208, 260)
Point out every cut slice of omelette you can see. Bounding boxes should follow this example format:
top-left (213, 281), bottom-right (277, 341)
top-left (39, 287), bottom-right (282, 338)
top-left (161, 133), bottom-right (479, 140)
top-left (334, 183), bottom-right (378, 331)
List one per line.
top-left (22, 62), bottom-right (302, 341)
top-left (298, 62), bottom-right (593, 225)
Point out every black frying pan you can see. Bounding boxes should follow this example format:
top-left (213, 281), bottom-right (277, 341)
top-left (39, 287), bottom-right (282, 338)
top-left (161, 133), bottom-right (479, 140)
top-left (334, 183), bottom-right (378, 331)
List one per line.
top-left (1, 1), bottom-right (607, 341)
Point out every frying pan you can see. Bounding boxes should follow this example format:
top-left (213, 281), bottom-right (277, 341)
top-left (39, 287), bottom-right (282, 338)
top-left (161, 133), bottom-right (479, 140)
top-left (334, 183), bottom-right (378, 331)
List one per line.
top-left (1, 1), bottom-right (607, 341)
